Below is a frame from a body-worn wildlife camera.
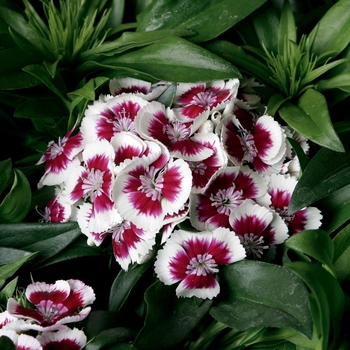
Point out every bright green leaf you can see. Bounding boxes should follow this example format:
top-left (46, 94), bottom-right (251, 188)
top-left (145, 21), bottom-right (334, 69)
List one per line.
top-left (0, 169), bottom-right (31, 223)
top-left (279, 90), bottom-right (344, 152)
top-left (309, 0), bottom-right (350, 62)
top-left (101, 36), bottom-right (241, 83)
top-left (0, 277), bottom-right (18, 306)
top-left (137, 0), bottom-right (268, 43)
top-left (317, 72), bottom-right (350, 92)
top-left (267, 93), bottom-right (290, 116)
top-left (0, 252), bottom-right (38, 281)
top-left (210, 260), bottom-right (313, 338)
top-left (278, 0), bottom-right (297, 55)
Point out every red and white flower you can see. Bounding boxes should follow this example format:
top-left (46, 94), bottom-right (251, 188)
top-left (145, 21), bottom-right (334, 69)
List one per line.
top-left (221, 112), bottom-right (287, 174)
top-left (81, 93), bottom-right (148, 143)
top-left (173, 79), bottom-right (239, 121)
top-left (267, 173), bottom-right (322, 234)
top-left (113, 147), bottom-right (192, 232)
top-left (7, 280), bottom-right (95, 332)
top-left (229, 201), bottom-right (289, 258)
top-left (154, 227), bottom-right (246, 299)
top-left (37, 127), bottom-right (83, 189)
top-left (37, 327), bottom-right (87, 350)
top-left (190, 166), bottom-right (270, 231)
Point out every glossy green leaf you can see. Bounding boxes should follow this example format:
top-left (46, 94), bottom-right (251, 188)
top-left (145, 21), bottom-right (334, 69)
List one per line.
top-left (267, 93), bottom-right (290, 116)
top-left (279, 90), bottom-right (344, 152)
top-left (133, 280), bottom-right (212, 350)
top-left (105, 0), bottom-right (125, 29)
top-left (0, 158), bottom-right (12, 196)
top-left (202, 40), bottom-right (271, 84)
top-left (285, 230), bottom-right (334, 269)
top-left (0, 252), bottom-right (38, 281)
top-left (0, 247), bottom-right (32, 265)
top-left (22, 226), bottom-right (82, 267)
top-left (288, 133), bottom-right (350, 214)
top-left (210, 260), bottom-right (312, 338)
top-left (0, 222), bottom-right (79, 248)
top-left (0, 169), bottom-right (31, 223)
top-left (137, 0), bottom-right (268, 43)
top-left (278, 0), bottom-right (296, 55)
top-left (67, 77), bottom-right (109, 101)
top-left (317, 72), bottom-right (350, 92)
top-left (309, 0), bottom-right (350, 62)
top-left (285, 262), bottom-right (345, 349)
top-left (101, 36), bottom-right (241, 82)
top-left (109, 259), bottom-right (152, 312)
top-left (332, 223), bottom-right (350, 281)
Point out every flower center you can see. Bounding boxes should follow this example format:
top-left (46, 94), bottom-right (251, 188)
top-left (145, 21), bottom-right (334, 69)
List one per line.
top-left (186, 253), bottom-right (219, 276)
top-left (239, 233), bottom-right (269, 258)
top-left (192, 91), bottom-right (217, 108)
top-left (38, 300), bottom-right (68, 325)
top-left (137, 171), bottom-right (164, 201)
top-left (237, 129), bottom-right (258, 162)
top-left (164, 122), bottom-right (191, 144)
top-left (210, 186), bottom-right (243, 215)
top-left (82, 168), bottom-right (105, 201)
top-left (189, 161), bottom-right (207, 175)
top-left (48, 137), bottom-right (65, 159)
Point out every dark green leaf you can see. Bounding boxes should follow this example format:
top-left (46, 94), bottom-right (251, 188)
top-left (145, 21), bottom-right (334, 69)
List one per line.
top-left (0, 252), bottom-right (38, 281)
top-left (279, 90), bottom-right (344, 153)
top-left (284, 230), bottom-right (334, 269)
top-left (0, 277), bottom-right (18, 306)
top-left (202, 40), bottom-right (272, 85)
top-left (0, 169), bottom-right (31, 223)
top-left (156, 83), bottom-right (176, 108)
top-left (134, 280), bottom-right (212, 349)
top-left (101, 36), bottom-right (241, 82)
top-left (286, 137), bottom-right (308, 174)
top-left (85, 327), bottom-right (137, 350)
top-left (332, 223), bottom-right (350, 281)
top-left (0, 247), bottom-right (32, 265)
top-left (105, 0), bottom-right (125, 28)
top-left (285, 261), bottom-right (345, 349)
top-left (0, 336), bottom-right (16, 350)
top-left (317, 72), bottom-right (350, 93)
top-left (210, 260), bottom-right (312, 338)
top-left (137, 0), bottom-right (268, 43)
top-left (288, 132), bottom-right (350, 214)
top-left (267, 93), bottom-right (290, 116)
top-left (0, 159), bottom-right (13, 197)
top-left (309, 0), bottom-right (350, 62)
top-left (109, 259), bottom-right (152, 312)
top-left (0, 222), bottom-right (79, 248)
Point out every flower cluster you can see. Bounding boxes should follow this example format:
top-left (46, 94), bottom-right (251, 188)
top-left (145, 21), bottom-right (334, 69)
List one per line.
top-left (0, 279), bottom-right (95, 349)
top-left (37, 76), bottom-right (322, 299)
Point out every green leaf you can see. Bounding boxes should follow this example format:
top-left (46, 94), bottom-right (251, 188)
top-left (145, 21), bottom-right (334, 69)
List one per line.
top-left (0, 336), bottom-right (16, 350)
top-left (156, 83), bottom-right (177, 108)
top-left (288, 133), bottom-right (350, 214)
top-left (133, 280), bottom-right (212, 350)
top-left (317, 72), bottom-right (350, 92)
top-left (109, 259), bottom-right (152, 312)
top-left (279, 90), bottom-right (344, 152)
top-left (101, 36), bottom-right (241, 82)
top-left (0, 47), bottom-right (41, 90)
top-left (278, 0), bottom-right (296, 55)
top-left (202, 40), bottom-right (272, 85)
top-left (267, 93), bottom-right (290, 116)
top-left (85, 327), bottom-right (137, 350)
top-left (0, 222), bottom-right (79, 248)
top-left (210, 260), bottom-right (313, 338)
top-left (137, 0), bottom-right (268, 43)
top-left (0, 277), bottom-right (18, 306)
top-left (0, 169), bottom-right (31, 223)
top-left (67, 77), bottom-right (109, 101)
top-left (0, 252), bottom-right (38, 281)
top-left (332, 223), bottom-right (350, 281)
top-left (0, 247), bottom-right (32, 265)
top-left (285, 262), bottom-right (345, 349)
top-left (309, 0), bottom-right (350, 62)
top-left (284, 230), bottom-right (334, 269)
top-left (286, 137), bottom-right (308, 174)
top-left (0, 159), bottom-right (13, 197)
